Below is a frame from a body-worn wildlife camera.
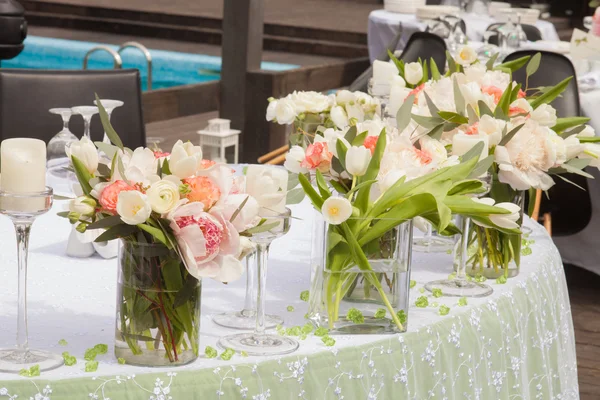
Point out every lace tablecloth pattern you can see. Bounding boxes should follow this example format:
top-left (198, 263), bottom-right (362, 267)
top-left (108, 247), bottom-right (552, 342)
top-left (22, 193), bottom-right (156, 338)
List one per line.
top-left (0, 200), bottom-right (578, 399)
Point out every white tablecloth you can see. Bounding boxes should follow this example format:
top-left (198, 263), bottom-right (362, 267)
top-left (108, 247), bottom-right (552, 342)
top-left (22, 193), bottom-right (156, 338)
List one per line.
top-left (368, 9), bottom-right (560, 62)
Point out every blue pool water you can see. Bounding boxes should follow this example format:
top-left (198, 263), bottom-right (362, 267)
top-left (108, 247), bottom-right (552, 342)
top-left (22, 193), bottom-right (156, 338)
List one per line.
top-left (2, 36), bottom-right (298, 91)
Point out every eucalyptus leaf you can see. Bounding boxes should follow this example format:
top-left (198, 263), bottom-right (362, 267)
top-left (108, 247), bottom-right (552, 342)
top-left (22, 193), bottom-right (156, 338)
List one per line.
top-left (71, 155), bottom-right (93, 195)
top-left (554, 173), bottom-right (587, 190)
top-left (526, 52), bottom-right (542, 77)
top-left (423, 92), bottom-right (440, 116)
top-left (286, 187), bottom-right (306, 205)
top-left (428, 124), bottom-right (445, 141)
top-left (567, 157), bottom-right (592, 170)
top-left (87, 215), bottom-right (123, 230)
top-left (344, 126), bottom-right (357, 144)
top-left (412, 114), bottom-right (444, 129)
top-left (496, 55), bottom-right (531, 72)
top-left (97, 163), bottom-right (111, 177)
top-left (287, 173), bottom-right (300, 190)
top-left (467, 155), bottom-right (494, 179)
top-left (397, 95), bottom-right (416, 132)
top-left (438, 111), bottom-right (469, 125)
top-left (530, 76), bottom-right (573, 109)
top-left (485, 53), bottom-right (499, 71)
top-left (246, 221), bottom-right (280, 235)
top-left (230, 195), bottom-right (250, 222)
top-left (498, 123), bottom-right (525, 146)
top-left (467, 105), bottom-right (479, 124)
top-left (453, 77), bottom-right (465, 114)
top-left (95, 94), bottom-right (124, 150)
top-left (478, 100), bottom-right (494, 117)
top-left (94, 141), bottom-right (118, 160)
top-left (461, 142), bottom-right (485, 163)
top-left (117, 155), bottom-right (128, 182)
top-left (54, 194), bottom-right (75, 201)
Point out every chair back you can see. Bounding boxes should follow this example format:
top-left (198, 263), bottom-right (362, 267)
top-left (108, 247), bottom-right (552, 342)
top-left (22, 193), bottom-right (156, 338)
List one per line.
top-left (504, 50), bottom-right (591, 235)
top-left (399, 32), bottom-right (447, 69)
top-left (0, 69), bottom-right (146, 149)
top-left (487, 23), bottom-right (542, 45)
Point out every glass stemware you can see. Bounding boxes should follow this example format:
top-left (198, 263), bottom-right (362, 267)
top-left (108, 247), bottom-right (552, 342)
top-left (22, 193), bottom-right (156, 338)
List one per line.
top-left (0, 187), bottom-right (64, 373)
top-left (46, 109), bottom-right (79, 195)
top-left (584, 16), bottom-right (594, 32)
top-left (71, 106), bottom-right (99, 140)
top-left (424, 175), bottom-right (494, 298)
top-left (413, 220), bottom-right (455, 253)
top-left (93, 99), bottom-right (124, 144)
top-left (218, 208), bottom-right (299, 356)
top-left (212, 249), bottom-right (284, 330)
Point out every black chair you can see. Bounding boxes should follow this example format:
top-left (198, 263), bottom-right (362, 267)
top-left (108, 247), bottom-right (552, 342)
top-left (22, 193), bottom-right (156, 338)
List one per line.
top-left (0, 69), bottom-right (146, 149)
top-left (486, 23), bottom-right (542, 46)
top-left (399, 32), bottom-right (447, 70)
top-left (504, 50), bottom-right (591, 236)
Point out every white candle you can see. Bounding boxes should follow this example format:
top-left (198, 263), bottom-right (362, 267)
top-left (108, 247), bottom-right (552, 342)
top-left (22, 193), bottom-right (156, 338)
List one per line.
top-left (452, 133), bottom-right (489, 160)
top-left (372, 60), bottom-right (398, 85)
top-left (388, 78), bottom-right (410, 117)
top-left (1, 138), bottom-right (47, 211)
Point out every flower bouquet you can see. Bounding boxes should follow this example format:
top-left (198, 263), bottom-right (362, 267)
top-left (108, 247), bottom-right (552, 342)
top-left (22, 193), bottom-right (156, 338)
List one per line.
top-left (61, 96), bottom-right (286, 365)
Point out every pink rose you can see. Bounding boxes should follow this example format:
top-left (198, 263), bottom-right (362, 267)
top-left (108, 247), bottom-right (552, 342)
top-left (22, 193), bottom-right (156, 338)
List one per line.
top-left (168, 202), bottom-right (243, 282)
top-left (98, 180), bottom-right (135, 214)
top-left (183, 176), bottom-right (221, 210)
top-left (300, 142), bottom-right (333, 172)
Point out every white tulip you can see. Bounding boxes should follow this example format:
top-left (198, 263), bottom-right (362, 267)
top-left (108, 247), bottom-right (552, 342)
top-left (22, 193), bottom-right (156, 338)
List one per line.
top-left (530, 104), bottom-right (558, 127)
top-left (455, 46), bottom-right (478, 66)
top-left (379, 169), bottom-right (406, 193)
top-left (273, 97), bottom-right (296, 125)
top-left (146, 178), bottom-right (181, 214)
top-left (66, 136), bottom-right (99, 174)
top-left (474, 198), bottom-right (521, 229)
top-left (509, 98), bottom-right (533, 114)
top-left (478, 115), bottom-right (506, 146)
top-left (117, 190), bottom-right (152, 225)
top-left (404, 62), bottom-right (424, 86)
top-left (564, 135), bottom-right (583, 160)
top-left (322, 196), bottom-right (353, 225)
top-left (459, 81), bottom-right (484, 110)
top-left (315, 129), bottom-right (349, 158)
top-left (345, 145), bottom-right (371, 177)
top-left (578, 125), bottom-right (596, 138)
top-left (69, 195), bottom-right (96, 217)
top-left (283, 146), bottom-right (309, 174)
top-left (579, 143), bottom-right (600, 168)
top-left (330, 105), bottom-right (349, 129)
top-left (245, 165), bottom-right (288, 212)
top-left (169, 140), bottom-right (204, 178)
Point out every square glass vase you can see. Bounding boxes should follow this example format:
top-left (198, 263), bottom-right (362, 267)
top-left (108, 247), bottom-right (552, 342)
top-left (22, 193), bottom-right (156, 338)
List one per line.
top-left (307, 214), bottom-right (413, 334)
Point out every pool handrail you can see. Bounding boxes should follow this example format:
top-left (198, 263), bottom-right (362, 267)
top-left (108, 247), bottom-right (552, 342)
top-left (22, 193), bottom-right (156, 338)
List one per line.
top-left (117, 42), bottom-right (153, 91)
top-left (83, 46), bottom-right (123, 70)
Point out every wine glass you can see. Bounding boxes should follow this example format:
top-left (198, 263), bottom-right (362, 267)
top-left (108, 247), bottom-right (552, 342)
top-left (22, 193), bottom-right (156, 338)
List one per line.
top-left (46, 108), bottom-right (79, 195)
top-left (477, 31), bottom-right (498, 61)
top-left (71, 106), bottom-right (99, 140)
top-left (212, 249), bottom-right (284, 330)
top-left (218, 208), bottom-right (299, 356)
top-left (413, 220), bottom-right (455, 253)
top-left (584, 16), bottom-right (594, 32)
top-left (93, 99), bottom-right (124, 144)
top-left (424, 174), bottom-right (493, 297)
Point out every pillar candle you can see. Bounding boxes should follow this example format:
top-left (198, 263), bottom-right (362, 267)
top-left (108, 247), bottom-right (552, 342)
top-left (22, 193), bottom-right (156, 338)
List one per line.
top-left (452, 133), bottom-right (489, 160)
top-left (387, 77), bottom-right (411, 117)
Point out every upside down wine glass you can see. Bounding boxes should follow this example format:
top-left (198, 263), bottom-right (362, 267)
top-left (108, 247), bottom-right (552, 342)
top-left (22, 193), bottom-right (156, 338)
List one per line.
top-left (218, 208), bottom-right (299, 356)
top-left (0, 187), bottom-right (64, 373)
top-left (413, 220), bottom-right (455, 253)
top-left (71, 106), bottom-right (99, 140)
top-left (424, 174), bottom-right (493, 298)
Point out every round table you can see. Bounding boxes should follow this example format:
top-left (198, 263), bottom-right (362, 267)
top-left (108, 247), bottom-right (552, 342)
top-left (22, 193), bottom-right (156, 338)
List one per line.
top-left (0, 199), bottom-right (578, 399)
top-left (368, 9), bottom-right (561, 62)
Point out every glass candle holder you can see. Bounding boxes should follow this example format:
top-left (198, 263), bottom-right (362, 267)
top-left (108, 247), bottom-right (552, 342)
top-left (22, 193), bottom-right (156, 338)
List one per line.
top-left (0, 187), bottom-right (64, 373)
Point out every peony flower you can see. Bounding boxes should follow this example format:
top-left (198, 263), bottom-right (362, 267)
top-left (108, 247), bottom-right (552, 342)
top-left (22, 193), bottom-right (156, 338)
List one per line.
top-left (212, 193), bottom-right (260, 232)
top-left (508, 98), bottom-right (533, 117)
top-left (245, 165), bottom-right (288, 212)
top-left (116, 190), bottom-right (152, 225)
top-left (301, 142), bottom-right (333, 172)
top-left (66, 136), bottom-right (99, 175)
top-left (473, 198), bottom-right (521, 229)
top-left (345, 145), bottom-right (371, 176)
top-left (379, 169), bottom-right (406, 193)
top-left (69, 195), bottom-right (96, 217)
top-left (530, 104), bottom-right (557, 127)
top-left (321, 197), bottom-right (353, 225)
top-left (455, 46), bottom-right (477, 66)
top-left (146, 178), bottom-right (181, 214)
top-left (477, 115), bottom-right (506, 146)
top-left (284, 145), bottom-right (309, 174)
top-left (481, 70), bottom-right (511, 92)
top-left (354, 119), bottom-right (387, 138)
top-left (168, 202), bottom-right (243, 282)
top-left (405, 62), bottom-right (424, 85)
top-left (97, 180), bottom-right (135, 214)
top-left (169, 140), bottom-right (204, 178)
top-left (121, 147), bottom-right (159, 185)
top-left (464, 63), bottom-right (487, 84)
top-left (183, 176), bottom-right (221, 210)
top-left (481, 86), bottom-right (504, 104)
top-left (330, 105), bottom-right (349, 129)
top-left (363, 135), bottom-right (379, 155)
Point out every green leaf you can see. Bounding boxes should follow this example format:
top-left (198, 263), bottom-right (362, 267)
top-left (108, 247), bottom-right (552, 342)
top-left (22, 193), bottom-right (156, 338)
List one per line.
top-left (446, 51), bottom-right (457, 74)
top-left (412, 114), bottom-right (444, 129)
top-left (57, 211), bottom-right (70, 218)
top-left (448, 179), bottom-right (486, 196)
top-left (336, 138), bottom-right (349, 170)
top-left (344, 125), bottom-right (357, 144)
top-left (527, 188), bottom-right (536, 217)
top-left (355, 128), bottom-right (387, 212)
top-left (287, 173), bottom-right (300, 190)
top-left (553, 117), bottom-right (591, 133)
top-left (526, 52), bottom-right (542, 77)
top-left (94, 224), bottom-right (137, 242)
top-left (467, 105), bottom-right (479, 124)
top-left (496, 82), bottom-right (513, 117)
top-left (388, 50), bottom-right (405, 76)
top-left (230, 195), bottom-right (250, 222)
top-left (438, 111), bottom-right (469, 125)
top-left (468, 155), bottom-right (494, 179)
top-left (315, 169), bottom-right (332, 200)
top-left (423, 92), bottom-right (440, 116)
top-left (329, 179), bottom-right (348, 194)
top-left (486, 53), bottom-right (499, 71)
top-left (496, 55), bottom-right (531, 72)
top-left (173, 275), bottom-right (200, 308)
top-left (54, 194), bottom-right (75, 201)
top-left (498, 123), bottom-right (525, 146)
top-left (87, 215), bottom-right (123, 230)
top-left (420, 60), bottom-right (429, 85)
top-left (352, 130), bottom-right (368, 146)
top-left (162, 158), bottom-right (171, 175)
top-left (578, 135), bottom-right (600, 142)
top-left (97, 163), bottom-right (111, 177)
top-left (298, 173), bottom-right (324, 210)
top-left (138, 223), bottom-right (170, 247)
top-left (95, 94), bottom-right (124, 150)
top-left (246, 221), bottom-right (280, 235)
top-left (430, 58), bottom-right (441, 80)
top-left (453, 77), bottom-right (465, 114)
top-left (71, 155), bottom-right (93, 195)
top-left (554, 173), bottom-right (587, 190)
top-left (117, 155), bottom-right (127, 182)
top-left (428, 124), bottom-right (445, 141)
top-left (327, 230), bottom-right (346, 253)
top-left (346, 179), bottom-right (377, 198)
top-left (530, 76), bottom-right (574, 109)
top-left (397, 94), bottom-right (416, 132)
top-left (94, 141), bottom-right (118, 160)
top-left (286, 187), bottom-right (305, 205)
top-left (461, 141), bottom-right (485, 163)
top-left (510, 83), bottom-right (522, 103)
top-left (478, 100), bottom-right (494, 117)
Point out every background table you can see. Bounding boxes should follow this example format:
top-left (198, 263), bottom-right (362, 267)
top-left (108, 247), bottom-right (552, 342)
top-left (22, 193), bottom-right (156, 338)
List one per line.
top-left (0, 199), bottom-right (578, 399)
top-left (368, 9), bottom-right (560, 62)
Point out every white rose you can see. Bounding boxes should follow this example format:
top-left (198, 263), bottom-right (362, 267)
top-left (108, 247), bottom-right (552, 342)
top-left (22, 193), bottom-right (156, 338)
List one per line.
top-left (266, 99), bottom-right (278, 121)
top-left (117, 190), bottom-right (152, 225)
top-left (245, 165), bottom-right (288, 212)
top-left (578, 125), bottom-right (596, 138)
top-left (456, 46), bottom-right (478, 66)
top-left (69, 195), bottom-right (96, 217)
top-left (330, 105), bottom-right (349, 129)
top-left (530, 104), bottom-right (558, 127)
top-left (66, 136), bottom-right (99, 174)
top-left (335, 90), bottom-right (356, 106)
top-left (478, 115), bottom-right (506, 146)
top-left (283, 145), bottom-right (308, 174)
top-left (289, 91), bottom-right (331, 114)
top-left (345, 145), bottom-right (371, 176)
top-left (273, 97), bottom-right (296, 125)
top-left (169, 140), bottom-right (204, 178)
top-left (321, 196), bottom-right (352, 225)
top-left (146, 178), bottom-right (181, 214)
top-left (404, 62), bottom-right (424, 86)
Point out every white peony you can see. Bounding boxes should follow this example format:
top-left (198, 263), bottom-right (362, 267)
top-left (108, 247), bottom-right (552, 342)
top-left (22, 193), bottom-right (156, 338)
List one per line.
top-left (289, 91), bottom-right (332, 114)
top-left (509, 98), bottom-right (533, 114)
top-left (146, 178), bottom-right (181, 214)
top-left (169, 140), bottom-right (204, 179)
top-left (283, 145), bottom-right (308, 174)
top-left (66, 136), bottom-right (99, 174)
top-left (420, 77), bottom-right (456, 113)
top-left (456, 46), bottom-right (478, 66)
top-left (405, 62), bottom-right (424, 86)
top-left (214, 193), bottom-right (260, 232)
top-left (345, 145), bottom-right (371, 176)
top-left (354, 119), bottom-right (387, 137)
top-left (480, 70), bottom-right (512, 92)
top-left (478, 115), bottom-right (506, 146)
top-left (116, 190), bottom-right (152, 225)
top-left (321, 197), bottom-right (352, 225)
top-left (330, 105), bottom-right (349, 129)
top-left (464, 63), bottom-right (487, 84)
top-left (245, 165), bottom-right (288, 212)
top-left (530, 104), bottom-right (557, 127)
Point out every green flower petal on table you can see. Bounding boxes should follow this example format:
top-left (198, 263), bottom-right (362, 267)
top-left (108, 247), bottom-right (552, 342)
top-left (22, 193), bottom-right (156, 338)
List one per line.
top-left (93, 344), bottom-right (108, 355)
top-left (117, 358), bottom-right (126, 365)
top-left (301, 323), bottom-right (314, 334)
top-left (58, 339), bottom-right (68, 346)
top-left (474, 274), bottom-right (487, 283)
top-left (522, 247), bottom-right (533, 256)
top-left (19, 364), bottom-right (40, 377)
top-left (410, 280), bottom-right (416, 288)
top-left (62, 352), bottom-right (77, 366)
top-left (287, 305), bottom-right (295, 312)
top-left (286, 326), bottom-right (302, 336)
top-left (419, 287), bottom-right (425, 294)
top-left (396, 310), bottom-right (407, 325)
top-left (220, 348), bottom-right (235, 361)
top-left (84, 348), bottom-right (98, 361)
top-left (240, 351), bottom-right (248, 357)
top-left (496, 275), bottom-right (508, 284)
top-left (415, 296), bottom-right (429, 308)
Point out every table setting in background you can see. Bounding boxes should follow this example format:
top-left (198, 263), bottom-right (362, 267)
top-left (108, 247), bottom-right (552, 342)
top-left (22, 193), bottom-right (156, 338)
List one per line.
top-left (0, 43), bottom-right (590, 399)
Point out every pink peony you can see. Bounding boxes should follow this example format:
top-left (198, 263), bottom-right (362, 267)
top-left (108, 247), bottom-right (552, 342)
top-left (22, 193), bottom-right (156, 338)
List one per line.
top-left (465, 123), bottom-right (479, 136)
top-left (509, 106), bottom-right (530, 117)
top-left (199, 159), bottom-right (216, 170)
top-left (153, 150), bottom-right (170, 159)
top-left (183, 176), bottom-right (222, 210)
top-left (363, 135), bottom-right (379, 155)
top-left (482, 86), bottom-right (503, 103)
top-left (300, 142), bottom-right (333, 172)
top-left (408, 84), bottom-right (425, 103)
top-left (413, 147), bottom-right (432, 165)
top-left (517, 89), bottom-right (526, 99)
top-left (98, 180), bottom-right (135, 214)
top-left (168, 202), bottom-right (243, 282)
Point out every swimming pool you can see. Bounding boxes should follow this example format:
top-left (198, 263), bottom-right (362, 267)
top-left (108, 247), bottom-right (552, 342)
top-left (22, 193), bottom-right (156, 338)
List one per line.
top-left (1, 36), bottom-right (299, 91)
